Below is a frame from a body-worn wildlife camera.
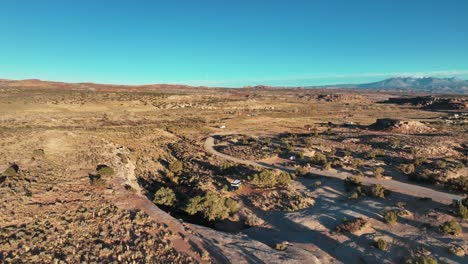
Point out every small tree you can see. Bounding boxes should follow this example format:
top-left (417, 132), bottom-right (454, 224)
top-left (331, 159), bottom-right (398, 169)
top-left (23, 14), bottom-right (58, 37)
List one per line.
top-left (153, 187), bottom-right (176, 207)
top-left (249, 170), bottom-right (277, 188)
top-left (186, 192), bottom-right (239, 221)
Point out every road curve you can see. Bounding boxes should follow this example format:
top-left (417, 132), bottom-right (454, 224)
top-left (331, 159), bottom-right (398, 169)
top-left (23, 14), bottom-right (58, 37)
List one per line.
top-left (204, 135), bottom-right (463, 204)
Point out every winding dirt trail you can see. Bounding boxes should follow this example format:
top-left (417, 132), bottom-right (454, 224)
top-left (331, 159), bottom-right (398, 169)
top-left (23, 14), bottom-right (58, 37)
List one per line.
top-left (204, 134), bottom-right (463, 204)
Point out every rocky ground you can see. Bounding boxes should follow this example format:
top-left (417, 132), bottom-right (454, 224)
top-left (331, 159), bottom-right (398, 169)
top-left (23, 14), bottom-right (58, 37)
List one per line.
top-left (0, 82), bottom-right (466, 263)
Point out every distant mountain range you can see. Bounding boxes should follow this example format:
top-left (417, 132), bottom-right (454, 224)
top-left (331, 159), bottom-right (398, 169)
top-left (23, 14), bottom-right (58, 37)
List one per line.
top-left (337, 77), bottom-right (468, 94)
top-left (1, 76), bottom-right (468, 94)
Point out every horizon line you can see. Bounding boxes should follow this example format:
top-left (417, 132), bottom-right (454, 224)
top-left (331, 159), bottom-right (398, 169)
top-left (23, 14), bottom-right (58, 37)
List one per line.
top-left (1, 69), bottom-right (468, 88)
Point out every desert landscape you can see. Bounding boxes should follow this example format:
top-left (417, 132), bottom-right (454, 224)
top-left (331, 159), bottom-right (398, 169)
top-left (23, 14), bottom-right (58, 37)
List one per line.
top-left (0, 79), bottom-right (466, 263)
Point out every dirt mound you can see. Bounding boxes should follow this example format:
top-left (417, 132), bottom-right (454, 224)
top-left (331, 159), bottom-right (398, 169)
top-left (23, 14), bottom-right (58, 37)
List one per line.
top-left (370, 119), bottom-right (433, 134)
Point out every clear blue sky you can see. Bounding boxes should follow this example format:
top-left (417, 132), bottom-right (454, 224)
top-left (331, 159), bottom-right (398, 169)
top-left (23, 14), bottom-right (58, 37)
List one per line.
top-left (1, 0), bottom-right (468, 87)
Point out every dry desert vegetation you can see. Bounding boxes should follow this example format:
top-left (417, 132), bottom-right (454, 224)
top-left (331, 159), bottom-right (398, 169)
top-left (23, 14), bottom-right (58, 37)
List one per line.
top-left (0, 79), bottom-right (467, 263)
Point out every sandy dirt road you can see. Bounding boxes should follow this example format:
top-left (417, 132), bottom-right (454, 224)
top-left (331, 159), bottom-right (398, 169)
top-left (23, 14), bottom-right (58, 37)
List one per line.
top-left (204, 135), bottom-right (463, 204)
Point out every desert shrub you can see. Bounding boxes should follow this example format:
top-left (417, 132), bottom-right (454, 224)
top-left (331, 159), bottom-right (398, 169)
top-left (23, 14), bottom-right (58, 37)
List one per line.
top-left (297, 151), bottom-right (305, 159)
top-left (414, 157), bottom-right (427, 167)
top-left (445, 176), bottom-right (468, 192)
top-left (322, 162), bottom-right (332, 170)
top-left (169, 160), bottom-right (183, 174)
top-left (395, 201), bottom-right (406, 208)
top-left (344, 147), bottom-right (352, 157)
top-left (225, 198), bottom-right (240, 214)
top-left (407, 256), bottom-right (438, 264)
top-left (276, 172), bottom-right (291, 186)
top-left (330, 147), bottom-right (336, 156)
top-left (401, 163), bottom-right (416, 175)
top-left (408, 169), bottom-right (441, 184)
top-left (249, 170), bottom-right (277, 188)
top-left (374, 167), bottom-right (384, 178)
top-left (1, 164), bottom-right (19, 177)
top-left (439, 220), bottom-right (462, 235)
top-left (295, 166), bottom-right (310, 177)
top-left (244, 213), bottom-right (264, 227)
top-left (89, 174), bottom-right (106, 187)
top-left (344, 176), bottom-right (362, 191)
top-left (312, 127), bottom-right (319, 137)
top-left (186, 192), bottom-right (239, 221)
top-left (304, 137), bottom-right (314, 148)
top-left (374, 238), bottom-right (389, 251)
top-left (275, 241), bottom-right (287, 251)
top-left (96, 164), bottom-right (114, 176)
top-left (351, 158), bottom-right (364, 169)
top-left (435, 160), bottom-right (447, 169)
top-left (459, 204), bottom-right (468, 220)
top-left (349, 192), bottom-right (359, 199)
top-left (311, 153), bottom-right (327, 166)
top-left (389, 138), bottom-right (400, 148)
top-left (411, 147), bottom-right (420, 156)
top-left (220, 162), bottom-right (235, 174)
top-left (32, 149), bottom-right (45, 158)
top-left (153, 187), bottom-right (176, 207)
top-left (366, 184), bottom-right (387, 198)
top-left (165, 170), bottom-right (179, 184)
top-left (448, 244), bottom-right (464, 257)
top-left (383, 210), bottom-right (398, 225)
top-left (336, 217), bottom-right (368, 233)
top-left (331, 159), bottom-right (343, 168)
top-left (364, 151), bottom-right (377, 160)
